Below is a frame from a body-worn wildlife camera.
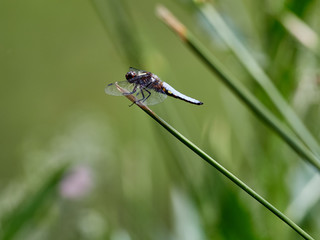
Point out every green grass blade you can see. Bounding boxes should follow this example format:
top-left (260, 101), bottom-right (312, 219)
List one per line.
top-left (156, 5), bottom-right (320, 172)
top-left (0, 165), bottom-right (69, 240)
top-left (90, 0), bottom-right (142, 65)
top-left (276, 9), bottom-right (320, 58)
top-left (114, 83), bottom-right (314, 240)
top-left (195, 2), bottom-right (320, 156)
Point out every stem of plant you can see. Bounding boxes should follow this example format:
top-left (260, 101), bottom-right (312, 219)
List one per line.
top-left (195, 1), bottom-right (320, 156)
top-left (156, 5), bottom-right (320, 172)
top-left (115, 82), bottom-right (314, 240)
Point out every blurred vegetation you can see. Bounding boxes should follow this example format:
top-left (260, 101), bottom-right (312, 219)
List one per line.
top-left (0, 0), bottom-right (319, 239)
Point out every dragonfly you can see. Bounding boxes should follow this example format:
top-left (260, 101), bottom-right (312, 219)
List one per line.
top-left (105, 67), bottom-right (203, 106)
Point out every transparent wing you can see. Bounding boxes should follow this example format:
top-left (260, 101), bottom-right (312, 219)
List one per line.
top-left (105, 80), bottom-right (167, 105)
top-left (105, 81), bottom-right (136, 96)
top-left (135, 87), bottom-right (167, 105)
top-left (129, 67), bottom-right (148, 76)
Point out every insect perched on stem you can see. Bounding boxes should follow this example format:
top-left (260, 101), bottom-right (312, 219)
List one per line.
top-left (105, 67), bottom-right (203, 105)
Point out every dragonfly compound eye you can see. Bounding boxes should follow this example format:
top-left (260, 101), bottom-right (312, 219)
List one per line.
top-left (125, 71), bottom-right (136, 80)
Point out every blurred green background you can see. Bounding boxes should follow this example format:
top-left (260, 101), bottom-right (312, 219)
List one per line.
top-left (0, 0), bottom-right (320, 239)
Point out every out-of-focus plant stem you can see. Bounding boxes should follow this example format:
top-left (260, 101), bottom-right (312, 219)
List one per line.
top-left (277, 9), bottom-right (320, 58)
top-left (114, 82), bottom-right (314, 240)
top-left (156, 5), bottom-right (320, 172)
top-left (195, 1), bottom-right (320, 156)
top-left (1, 165), bottom-right (69, 240)
top-left (90, 0), bottom-right (143, 65)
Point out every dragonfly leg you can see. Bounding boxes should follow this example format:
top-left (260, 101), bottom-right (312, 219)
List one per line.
top-left (142, 88), bottom-right (151, 102)
top-left (137, 83), bottom-right (152, 103)
top-left (129, 84), bottom-right (151, 106)
top-left (135, 87), bottom-right (152, 104)
top-left (123, 85), bottom-right (138, 95)
top-left (136, 88), bottom-right (146, 102)
top-left (129, 87), bottom-right (145, 107)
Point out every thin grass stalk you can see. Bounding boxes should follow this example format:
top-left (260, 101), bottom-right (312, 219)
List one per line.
top-left (1, 165), bottom-right (69, 240)
top-left (90, 0), bottom-right (143, 65)
top-left (114, 83), bottom-right (314, 240)
top-left (194, 1), bottom-right (320, 157)
top-left (276, 9), bottom-right (320, 59)
top-left (156, 5), bottom-right (320, 172)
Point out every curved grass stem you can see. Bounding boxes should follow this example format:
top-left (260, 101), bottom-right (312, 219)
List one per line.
top-left (1, 165), bottom-right (69, 240)
top-left (195, 2), bottom-right (320, 157)
top-left (277, 9), bottom-right (320, 59)
top-left (156, 5), bottom-right (320, 172)
top-left (115, 82), bottom-right (314, 240)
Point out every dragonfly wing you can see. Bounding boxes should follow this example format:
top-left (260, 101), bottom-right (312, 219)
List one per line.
top-left (105, 81), bottom-right (135, 96)
top-left (105, 80), bottom-right (167, 105)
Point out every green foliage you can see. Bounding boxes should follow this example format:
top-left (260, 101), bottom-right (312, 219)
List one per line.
top-left (0, 0), bottom-right (319, 239)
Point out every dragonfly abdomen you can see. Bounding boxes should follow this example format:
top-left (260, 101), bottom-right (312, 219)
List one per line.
top-left (162, 82), bottom-right (203, 105)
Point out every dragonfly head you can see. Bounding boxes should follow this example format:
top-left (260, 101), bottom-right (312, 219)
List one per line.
top-left (125, 71), bottom-right (136, 81)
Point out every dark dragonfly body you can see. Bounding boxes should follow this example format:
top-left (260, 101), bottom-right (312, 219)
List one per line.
top-left (105, 67), bottom-right (203, 105)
